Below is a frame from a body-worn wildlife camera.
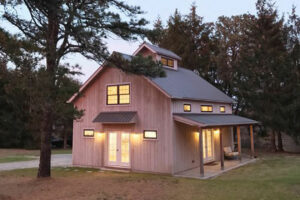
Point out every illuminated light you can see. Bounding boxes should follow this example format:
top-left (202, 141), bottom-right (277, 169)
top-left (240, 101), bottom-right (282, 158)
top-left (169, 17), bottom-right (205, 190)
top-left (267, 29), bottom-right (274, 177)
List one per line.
top-left (95, 132), bottom-right (104, 141)
top-left (83, 129), bottom-right (94, 137)
top-left (201, 105), bottom-right (213, 112)
top-left (184, 104), bottom-right (191, 112)
top-left (143, 130), bottom-right (157, 139)
top-left (213, 129), bottom-right (220, 135)
top-left (194, 131), bottom-right (200, 141)
top-left (220, 106), bottom-right (226, 113)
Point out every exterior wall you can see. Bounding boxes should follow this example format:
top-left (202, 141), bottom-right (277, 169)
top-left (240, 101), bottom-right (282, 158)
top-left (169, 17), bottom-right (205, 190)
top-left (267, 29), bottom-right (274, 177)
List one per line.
top-left (73, 67), bottom-right (173, 173)
top-left (172, 120), bottom-right (234, 174)
top-left (172, 100), bottom-right (232, 114)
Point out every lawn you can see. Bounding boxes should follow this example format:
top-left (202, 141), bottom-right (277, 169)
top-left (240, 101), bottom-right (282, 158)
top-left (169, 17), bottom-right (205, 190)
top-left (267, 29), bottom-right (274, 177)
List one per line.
top-left (0, 149), bottom-right (72, 163)
top-left (0, 153), bottom-right (299, 200)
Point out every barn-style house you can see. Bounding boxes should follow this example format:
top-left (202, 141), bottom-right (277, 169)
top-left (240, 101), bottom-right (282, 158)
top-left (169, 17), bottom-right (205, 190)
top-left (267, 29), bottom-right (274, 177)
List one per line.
top-left (68, 42), bottom-right (258, 178)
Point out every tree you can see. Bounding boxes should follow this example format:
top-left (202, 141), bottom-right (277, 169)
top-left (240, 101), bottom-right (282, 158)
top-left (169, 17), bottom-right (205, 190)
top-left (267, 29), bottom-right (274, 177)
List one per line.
top-left (0, 0), bottom-right (155, 177)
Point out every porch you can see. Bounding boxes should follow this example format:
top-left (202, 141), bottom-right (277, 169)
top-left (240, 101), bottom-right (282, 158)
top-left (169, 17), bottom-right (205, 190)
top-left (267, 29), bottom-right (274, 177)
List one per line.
top-left (173, 113), bottom-right (258, 178)
top-left (175, 155), bottom-right (256, 179)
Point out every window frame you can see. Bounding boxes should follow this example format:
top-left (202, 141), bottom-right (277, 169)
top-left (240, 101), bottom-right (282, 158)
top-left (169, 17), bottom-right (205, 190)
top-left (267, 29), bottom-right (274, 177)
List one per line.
top-left (143, 130), bottom-right (158, 140)
top-left (161, 56), bottom-right (174, 68)
top-left (201, 105), bottom-right (213, 112)
top-left (220, 106), bottom-right (226, 113)
top-left (183, 104), bottom-right (191, 112)
top-left (106, 84), bottom-right (130, 105)
top-left (83, 129), bottom-right (94, 137)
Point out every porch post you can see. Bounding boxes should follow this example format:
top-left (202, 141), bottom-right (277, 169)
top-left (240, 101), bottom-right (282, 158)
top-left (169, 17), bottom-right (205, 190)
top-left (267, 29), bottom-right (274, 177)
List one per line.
top-left (199, 127), bottom-right (204, 177)
top-left (237, 126), bottom-right (242, 161)
top-left (250, 125), bottom-right (255, 158)
top-left (220, 128), bottom-right (224, 170)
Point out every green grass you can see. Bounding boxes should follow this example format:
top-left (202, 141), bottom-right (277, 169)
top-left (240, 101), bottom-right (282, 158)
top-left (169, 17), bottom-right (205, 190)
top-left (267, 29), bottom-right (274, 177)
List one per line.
top-left (0, 155), bottom-right (37, 163)
top-left (0, 154), bottom-right (299, 200)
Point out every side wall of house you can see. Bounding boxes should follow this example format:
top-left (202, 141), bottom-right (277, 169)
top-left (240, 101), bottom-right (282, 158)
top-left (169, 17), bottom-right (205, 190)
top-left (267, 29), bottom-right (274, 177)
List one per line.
top-left (72, 67), bottom-right (173, 174)
top-left (172, 120), bottom-right (233, 174)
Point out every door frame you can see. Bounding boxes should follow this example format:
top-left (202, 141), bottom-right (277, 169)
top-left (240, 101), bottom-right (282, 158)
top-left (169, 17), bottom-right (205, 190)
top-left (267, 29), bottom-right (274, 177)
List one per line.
top-left (107, 131), bottom-right (131, 168)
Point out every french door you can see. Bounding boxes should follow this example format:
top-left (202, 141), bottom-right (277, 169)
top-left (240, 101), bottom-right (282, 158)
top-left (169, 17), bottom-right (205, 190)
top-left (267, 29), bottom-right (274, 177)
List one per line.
top-left (108, 132), bottom-right (130, 167)
top-left (202, 129), bottom-right (214, 162)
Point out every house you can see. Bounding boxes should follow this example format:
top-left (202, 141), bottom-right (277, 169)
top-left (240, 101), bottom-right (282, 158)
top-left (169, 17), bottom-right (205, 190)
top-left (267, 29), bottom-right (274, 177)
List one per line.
top-left (67, 42), bottom-right (258, 177)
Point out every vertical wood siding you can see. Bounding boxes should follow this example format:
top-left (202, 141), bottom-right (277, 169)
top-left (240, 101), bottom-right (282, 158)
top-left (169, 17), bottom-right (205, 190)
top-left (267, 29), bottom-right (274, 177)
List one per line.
top-left (73, 67), bottom-right (173, 173)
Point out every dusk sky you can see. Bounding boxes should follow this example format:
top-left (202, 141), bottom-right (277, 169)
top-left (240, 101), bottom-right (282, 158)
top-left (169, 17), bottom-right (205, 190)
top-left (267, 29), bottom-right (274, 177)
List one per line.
top-left (3, 0), bottom-right (300, 82)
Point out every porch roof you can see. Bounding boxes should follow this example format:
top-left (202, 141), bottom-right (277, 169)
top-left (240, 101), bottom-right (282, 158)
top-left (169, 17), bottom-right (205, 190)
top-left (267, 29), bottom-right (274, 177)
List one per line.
top-left (93, 111), bottom-right (137, 124)
top-left (173, 113), bottom-right (258, 127)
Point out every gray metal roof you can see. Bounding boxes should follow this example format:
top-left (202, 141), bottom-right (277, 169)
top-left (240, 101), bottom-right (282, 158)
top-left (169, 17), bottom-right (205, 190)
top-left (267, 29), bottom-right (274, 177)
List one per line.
top-left (174, 113), bottom-right (258, 127)
top-left (93, 111), bottom-right (137, 124)
top-left (151, 67), bottom-right (235, 103)
top-left (144, 42), bottom-right (182, 60)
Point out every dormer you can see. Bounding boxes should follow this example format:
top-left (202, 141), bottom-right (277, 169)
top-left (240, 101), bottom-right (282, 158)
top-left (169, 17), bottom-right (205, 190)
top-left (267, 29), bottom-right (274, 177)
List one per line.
top-left (133, 42), bottom-right (181, 70)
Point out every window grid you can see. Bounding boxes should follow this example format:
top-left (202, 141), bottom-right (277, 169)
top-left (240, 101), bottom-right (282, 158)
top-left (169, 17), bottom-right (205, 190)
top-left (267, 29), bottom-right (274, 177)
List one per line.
top-left (183, 104), bottom-right (191, 112)
top-left (107, 84), bottom-right (130, 105)
top-left (161, 57), bottom-right (174, 68)
top-left (83, 129), bottom-right (94, 137)
top-left (220, 106), bottom-right (226, 113)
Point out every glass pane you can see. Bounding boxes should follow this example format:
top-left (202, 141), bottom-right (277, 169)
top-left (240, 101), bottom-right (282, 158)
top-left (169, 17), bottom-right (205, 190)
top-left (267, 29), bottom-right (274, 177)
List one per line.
top-left (208, 106), bottom-right (213, 112)
top-left (144, 131), bottom-right (157, 139)
top-left (167, 59), bottom-right (174, 67)
top-left (119, 94), bottom-right (130, 104)
top-left (161, 57), bottom-right (167, 65)
top-left (121, 133), bottom-right (130, 163)
top-left (83, 130), bottom-right (94, 137)
top-left (202, 130), bottom-right (206, 159)
top-left (207, 130), bottom-right (212, 157)
top-left (119, 85), bottom-right (130, 94)
top-left (201, 106), bottom-right (213, 112)
top-left (107, 86), bottom-right (118, 95)
top-left (108, 95), bottom-right (118, 104)
top-left (109, 133), bottom-right (117, 162)
top-left (184, 104), bottom-right (191, 112)
top-left (220, 106), bottom-right (225, 112)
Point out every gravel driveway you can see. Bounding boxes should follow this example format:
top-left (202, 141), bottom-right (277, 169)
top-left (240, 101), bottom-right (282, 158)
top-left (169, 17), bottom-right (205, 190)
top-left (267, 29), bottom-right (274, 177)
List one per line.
top-left (0, 154), bottom-right (72, 171)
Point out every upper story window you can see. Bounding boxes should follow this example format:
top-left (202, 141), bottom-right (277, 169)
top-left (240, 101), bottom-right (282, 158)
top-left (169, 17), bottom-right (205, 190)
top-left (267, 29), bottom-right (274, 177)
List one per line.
top-left (201, 105), bottom-right (213, 112)
top-left (220, 106), bottom-right (226, 113)
top-left (161, 57), bottom-right (174, 68)
top-left (183, 104), bottom-right (191, 112)
top-left (107, 84), bottom-right (130, 105)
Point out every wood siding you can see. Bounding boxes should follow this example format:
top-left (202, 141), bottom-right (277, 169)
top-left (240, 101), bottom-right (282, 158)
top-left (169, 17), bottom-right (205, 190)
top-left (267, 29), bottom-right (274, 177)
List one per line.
top-left (72, 67), bottom-right (173, 173)
top-left (172, 100), bottom-right (232, 114)
top-left (172, 120), bottom-right (233, 174)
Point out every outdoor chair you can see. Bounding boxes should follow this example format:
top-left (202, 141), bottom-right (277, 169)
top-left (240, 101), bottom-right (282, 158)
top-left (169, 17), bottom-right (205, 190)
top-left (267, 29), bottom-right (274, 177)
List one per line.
top-left (224, 146), bottom-right (239, 160)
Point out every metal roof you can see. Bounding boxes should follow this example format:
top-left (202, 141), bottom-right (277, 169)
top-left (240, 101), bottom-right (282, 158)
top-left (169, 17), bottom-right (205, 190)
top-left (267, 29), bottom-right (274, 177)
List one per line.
top-left (93, 111), bottom-right (137, 124)
top-left (151, 67), bottom-right (235, 103)
top-left (173, 114), bottom-right (258, 127)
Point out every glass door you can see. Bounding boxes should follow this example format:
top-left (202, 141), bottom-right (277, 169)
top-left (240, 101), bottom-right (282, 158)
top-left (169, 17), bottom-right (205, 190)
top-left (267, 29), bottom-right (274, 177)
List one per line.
top-left (108, 132), bottom-right (130, 167)
top-left (203, 129), bottom-right (214, 162)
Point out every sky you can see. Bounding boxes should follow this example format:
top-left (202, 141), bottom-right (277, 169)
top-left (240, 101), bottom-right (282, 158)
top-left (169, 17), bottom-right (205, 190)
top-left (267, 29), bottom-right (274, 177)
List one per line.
top-left (1, 0), bottom-right (300, 82)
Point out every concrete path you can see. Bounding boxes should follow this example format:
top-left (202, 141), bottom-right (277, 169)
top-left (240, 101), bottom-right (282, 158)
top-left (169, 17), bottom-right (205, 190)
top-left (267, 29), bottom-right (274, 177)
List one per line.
top-left (0, 154), bottom-right (72, 171)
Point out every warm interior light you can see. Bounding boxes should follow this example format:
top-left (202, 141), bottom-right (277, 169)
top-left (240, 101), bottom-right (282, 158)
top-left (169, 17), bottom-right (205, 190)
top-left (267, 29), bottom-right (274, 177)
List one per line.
top-left (143, 131), bottom-right (157, 139)
top-left (213, 129), bottom-right (220, 135)
top-left (95, 132), bottom-right (104, 141)
top-left (194, 131), bottom-right (200, 141)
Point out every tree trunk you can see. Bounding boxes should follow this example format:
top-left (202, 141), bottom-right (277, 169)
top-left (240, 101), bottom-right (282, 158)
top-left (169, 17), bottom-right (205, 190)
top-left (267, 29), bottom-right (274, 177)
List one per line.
top-left (270, 130), bottom-right (277, 152)
top-left (277, 131), bottom-right (284, 152)
top-left (63, 128), bottom-right (68, 149)
top-left (37, 9), bottom-right (59, 178)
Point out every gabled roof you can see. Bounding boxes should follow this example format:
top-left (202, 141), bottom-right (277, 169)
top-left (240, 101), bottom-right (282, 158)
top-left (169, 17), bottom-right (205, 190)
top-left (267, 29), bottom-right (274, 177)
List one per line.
top-left (151, 67), bottom-right (234, 103)
top-left (67, 52), bottom-right (234, 104)
top-left (173, 114), bottom-right (258, 127)
top-left (133, 42), bottom-right (181, 60)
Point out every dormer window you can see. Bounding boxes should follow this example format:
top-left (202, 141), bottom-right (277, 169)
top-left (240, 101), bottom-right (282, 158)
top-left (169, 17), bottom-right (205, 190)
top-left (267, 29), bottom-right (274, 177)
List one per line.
top-left (161, 57), bottom-right (174, 68)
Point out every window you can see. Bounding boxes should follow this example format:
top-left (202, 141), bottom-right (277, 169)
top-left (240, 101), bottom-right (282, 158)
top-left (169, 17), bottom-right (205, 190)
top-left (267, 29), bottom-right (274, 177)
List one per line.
top-left (201, 105), bottom-right (213, 112)
top-left (83, 129), bottom-right (94, 137)
top-left (184, 104), bottom-right (191, 112)
top-left (143, 130), bottom-right (157, 139)
top-left (161, 57), bottom-right (174, 68)
top-left (107, 84), bottom-right (130, 105)
top-left (220, 106), bottom-right (226, 113)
